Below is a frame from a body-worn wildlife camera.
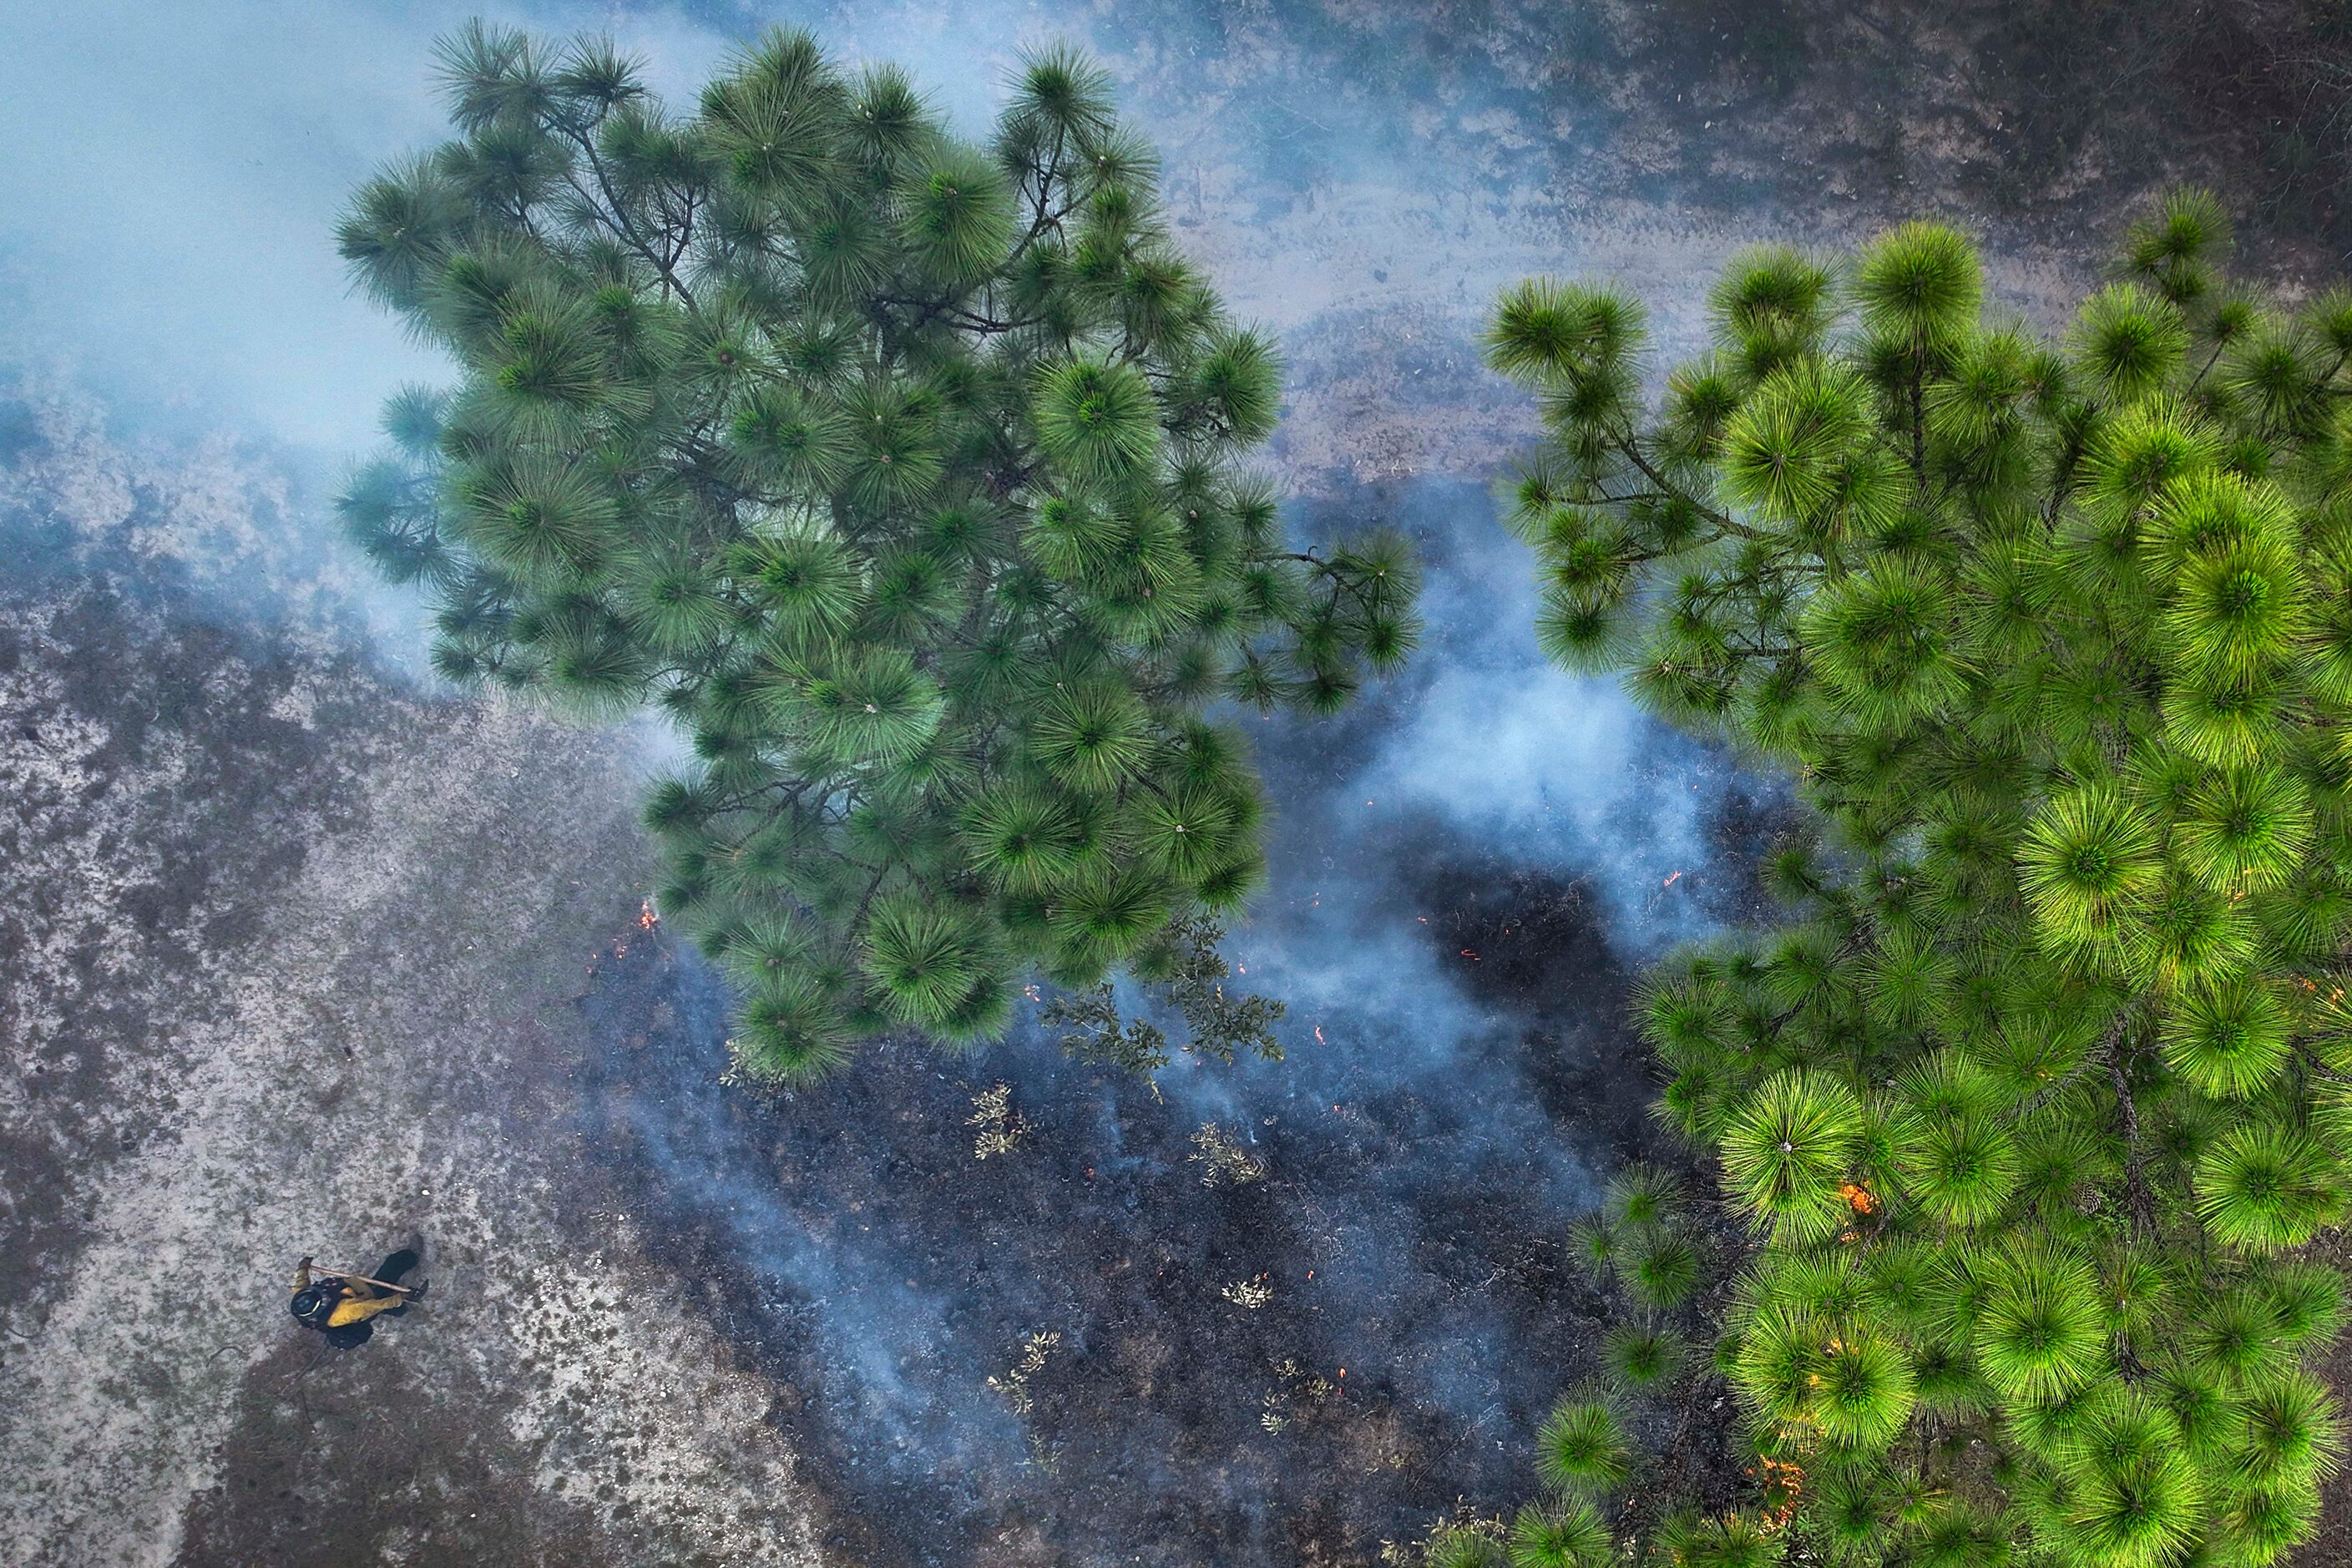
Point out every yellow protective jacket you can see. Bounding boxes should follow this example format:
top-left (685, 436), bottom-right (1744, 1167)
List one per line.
top-left (291, 1258), bottom-right (411, 1328)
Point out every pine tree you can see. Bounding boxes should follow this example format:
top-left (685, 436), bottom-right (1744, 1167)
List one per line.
top-left (1464, 193), bottom-right (2352, 1565)
top-left (334, 24), bottom-right (1417, 1081)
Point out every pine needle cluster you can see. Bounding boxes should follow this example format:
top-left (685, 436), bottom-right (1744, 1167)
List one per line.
top-left (1469, 192), bottom-right (2352, 1565)
top-left (334, 25), bottom-right (1418, 1081)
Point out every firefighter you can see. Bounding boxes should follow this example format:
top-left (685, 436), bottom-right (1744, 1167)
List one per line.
top-left (290, 1250), bottom-right (427, 1343)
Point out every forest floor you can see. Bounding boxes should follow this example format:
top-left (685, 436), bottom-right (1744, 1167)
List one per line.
top-left (0, 398), bottom-right (1694, 1564)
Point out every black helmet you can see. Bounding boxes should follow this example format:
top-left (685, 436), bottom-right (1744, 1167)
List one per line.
top-left (291, 1287), bottom-right (333, 1325)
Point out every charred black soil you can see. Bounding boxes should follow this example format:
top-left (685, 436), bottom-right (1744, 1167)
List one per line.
top-left (555, 865), bottom-right (1650, 1566)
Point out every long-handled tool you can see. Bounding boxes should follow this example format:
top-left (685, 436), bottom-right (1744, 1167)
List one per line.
top-left (308, 1264), bottom-right (423, 1294)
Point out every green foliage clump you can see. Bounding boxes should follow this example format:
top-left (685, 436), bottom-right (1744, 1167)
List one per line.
top-left (1466, 190), bottom-right (2352, 1565)
top-left (335, 25), bottom-right (1416, 1081)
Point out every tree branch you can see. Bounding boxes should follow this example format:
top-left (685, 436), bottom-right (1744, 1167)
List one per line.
top-left (2107, 1031), bottom-right (2157, 1241)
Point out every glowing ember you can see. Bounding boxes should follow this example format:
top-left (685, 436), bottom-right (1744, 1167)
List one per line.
top-left (638, 898), bottom-right (658, 931)
top-left (1662, 869), bottom-right (1682, 888)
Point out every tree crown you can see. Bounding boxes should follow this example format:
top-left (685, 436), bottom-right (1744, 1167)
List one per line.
top-left (336, 24), bottom-right (1418, 1080)
top-left (1462, 193), bottom-right (2352, 1567)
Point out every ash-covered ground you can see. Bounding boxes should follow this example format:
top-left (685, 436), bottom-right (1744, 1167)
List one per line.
top-left (8, 3), bottom-right (2352, 1565)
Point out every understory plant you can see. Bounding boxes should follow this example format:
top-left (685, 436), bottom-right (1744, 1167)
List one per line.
top-left (333, 24), bottom-right (1416, 1081)
top-left (1443, 194), bottom-right (2352, 1566)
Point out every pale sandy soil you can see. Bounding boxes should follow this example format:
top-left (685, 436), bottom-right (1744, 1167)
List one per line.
top-left (0, 393), bottom-right (827, 1565)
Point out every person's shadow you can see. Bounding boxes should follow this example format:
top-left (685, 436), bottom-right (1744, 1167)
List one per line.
top-left (320, 1246), bottom-right (422, 1351)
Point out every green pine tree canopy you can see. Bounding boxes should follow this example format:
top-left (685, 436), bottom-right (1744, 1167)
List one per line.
top-left (1454, 195), bottom-right (2352, 1566)
top-left (331, 24), bottom-right (1419, 1082)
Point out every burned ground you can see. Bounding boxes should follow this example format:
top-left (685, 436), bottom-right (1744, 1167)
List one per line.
top-left (540, 782), bottom-right (1662, 1562)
